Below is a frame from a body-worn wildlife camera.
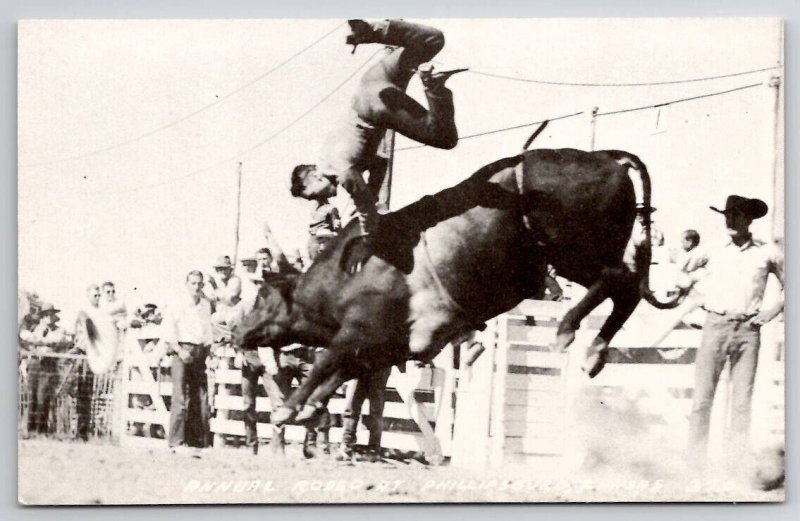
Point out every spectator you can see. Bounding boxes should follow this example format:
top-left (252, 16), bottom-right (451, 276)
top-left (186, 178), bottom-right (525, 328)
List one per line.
top-left (207, 256), bottom-right (242, 343)
top-left (238, 256), bottom-right (261, 313)
top-left (239, 223), bottom-right (329, 457)
top-left (255, 248), bottom-right (274, 275)
top-left (100, 281), bottom-right (131, 330)
top-left (677, 229), bottom-right (709, 274)
top-left (18, 289), bottom-right (43, 335)
top-left (163, 271), bottom-right (214, 452)
top-left (338, 367), bottom-right (392, 462)
top-left (135, 303), bottom-right (163, 325)
top-left (72, 284), bottom-right (103, 440)
top-left (678, 195), bottom-right (784, 469)
top-left (21, 303), bottom-right (71, 435)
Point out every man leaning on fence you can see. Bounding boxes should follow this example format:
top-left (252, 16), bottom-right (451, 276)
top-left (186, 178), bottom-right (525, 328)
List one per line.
top-left (163, 271), bottom-right (214, 453)
top-left (677, 195), bottom-right (784, 470)
top-left (19, 303), bottom-right (72, 436)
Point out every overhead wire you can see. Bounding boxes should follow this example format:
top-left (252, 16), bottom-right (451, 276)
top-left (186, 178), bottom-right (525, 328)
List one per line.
top-left (397, 81), bottom-right (766, 152)
top-left (466, 65), bottom-right (779, 88)
top-left (20, 21), bottom-right (346, 169)
top-left (66, 48), bottom-right (382, 197)
top-left (396, 111), bottom-right (585, 152)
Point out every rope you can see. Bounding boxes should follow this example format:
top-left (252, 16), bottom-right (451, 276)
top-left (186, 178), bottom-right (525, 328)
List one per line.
top-left (20, 21), bottom-right (346, 169)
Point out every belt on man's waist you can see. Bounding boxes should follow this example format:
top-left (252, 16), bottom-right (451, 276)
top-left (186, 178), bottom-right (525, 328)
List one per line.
top-left (702, 308), bottom-right (757, 322)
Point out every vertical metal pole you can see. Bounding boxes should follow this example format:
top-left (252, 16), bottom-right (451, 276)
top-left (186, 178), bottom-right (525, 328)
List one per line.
top-left (770, 22), bottom-right (785, 243)
top-left (232, 161), bottom-right (243, 265)
top-left (768, 73), bottom-right (783, 243)
top-left (588, 106), bottom-right (599, 151)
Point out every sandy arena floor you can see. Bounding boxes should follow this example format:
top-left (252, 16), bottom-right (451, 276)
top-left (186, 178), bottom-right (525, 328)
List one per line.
top-left (17, 438), bottom-right (783, 505)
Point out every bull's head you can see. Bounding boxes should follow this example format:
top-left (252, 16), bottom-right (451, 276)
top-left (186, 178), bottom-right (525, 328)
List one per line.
top-left (233, 272), bottom-right (299, 351)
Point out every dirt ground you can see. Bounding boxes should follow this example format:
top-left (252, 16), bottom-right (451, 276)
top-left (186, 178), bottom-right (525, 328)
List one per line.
top-left (17, 438), bottom-right (783, 505)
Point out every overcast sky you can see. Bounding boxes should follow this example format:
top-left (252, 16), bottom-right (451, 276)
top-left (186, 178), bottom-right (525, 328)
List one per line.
top-left (18, 18), bottom-right (782, 323)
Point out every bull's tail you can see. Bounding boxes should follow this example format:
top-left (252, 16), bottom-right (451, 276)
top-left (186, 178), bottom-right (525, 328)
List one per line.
top-left (612, 152), bottom-right (684, 310)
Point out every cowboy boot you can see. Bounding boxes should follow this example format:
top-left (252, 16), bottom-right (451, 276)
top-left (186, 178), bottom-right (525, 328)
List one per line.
top-left (418, 63), bottom-right (469, 92)
top-left (336, 417), bottom-right (358, 461)
top-left (271, 426), bottom-right (285, 456)
top-left (303, 428), bottom-right (319, 459)
top-left (318, 428), bottom-right (331, 455)
top-left (345, 19), bottom-right (388, 51)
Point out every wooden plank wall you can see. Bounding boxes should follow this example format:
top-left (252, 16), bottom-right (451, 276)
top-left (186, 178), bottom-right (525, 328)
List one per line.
top-left (452, 300), bottom-right (785, 469)
top-left (120, 340), bottom-right (457, 457)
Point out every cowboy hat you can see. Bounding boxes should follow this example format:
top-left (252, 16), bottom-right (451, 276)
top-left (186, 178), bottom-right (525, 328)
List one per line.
top-left (212, 255), bottom-right (233, 269)
top-left (39, 302), bottom-right (61, 315)
top-left (710, 195), bottom-right (768, 220)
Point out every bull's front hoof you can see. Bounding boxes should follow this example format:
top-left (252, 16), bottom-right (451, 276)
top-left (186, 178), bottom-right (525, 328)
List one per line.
top-left (582, 350), bottom-right (607, 378)
top-left (271, 406), bottom-right (296, 426)
top-left (294, 404), bottom-right (320, 424)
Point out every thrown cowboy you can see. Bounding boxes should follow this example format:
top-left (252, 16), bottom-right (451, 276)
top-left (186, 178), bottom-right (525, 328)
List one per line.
top-left (290, 19), bottom-right (466, 269)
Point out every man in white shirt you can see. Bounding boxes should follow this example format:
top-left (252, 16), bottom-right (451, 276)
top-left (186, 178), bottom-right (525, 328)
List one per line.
top-left (238, 255), bottom-right (261, 313)
top-left (164, 270), bottom-right (214, 450)
top-left (99, 281), bottom-right (131, 330)
top-left (678, 195), bottom-right (784, 468)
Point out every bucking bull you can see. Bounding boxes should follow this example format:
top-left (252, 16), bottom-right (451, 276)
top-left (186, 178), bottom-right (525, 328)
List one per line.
top-left (234, 144), bottom-right (684, 426)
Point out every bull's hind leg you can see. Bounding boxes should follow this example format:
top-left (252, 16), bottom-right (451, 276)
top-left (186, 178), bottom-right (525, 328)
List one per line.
top-left (583, 281), bottom-right (640, 377)
top-left (554, 277), bottom-right (611, 352)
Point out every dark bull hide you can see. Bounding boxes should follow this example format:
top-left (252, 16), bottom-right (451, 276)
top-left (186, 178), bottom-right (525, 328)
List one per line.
top-left (234, 148), bottom-right (683, 426)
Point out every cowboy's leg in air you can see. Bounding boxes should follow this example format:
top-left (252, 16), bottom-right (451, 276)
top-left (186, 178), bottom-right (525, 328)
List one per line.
top-left (352, 19), bottom-right (464, 149)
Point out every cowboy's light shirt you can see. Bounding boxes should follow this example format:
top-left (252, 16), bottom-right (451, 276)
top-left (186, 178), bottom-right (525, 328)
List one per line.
top-left (163, 296), bottom-right (213, 345)
top-left (694, 237), bottom-right (784, 315)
